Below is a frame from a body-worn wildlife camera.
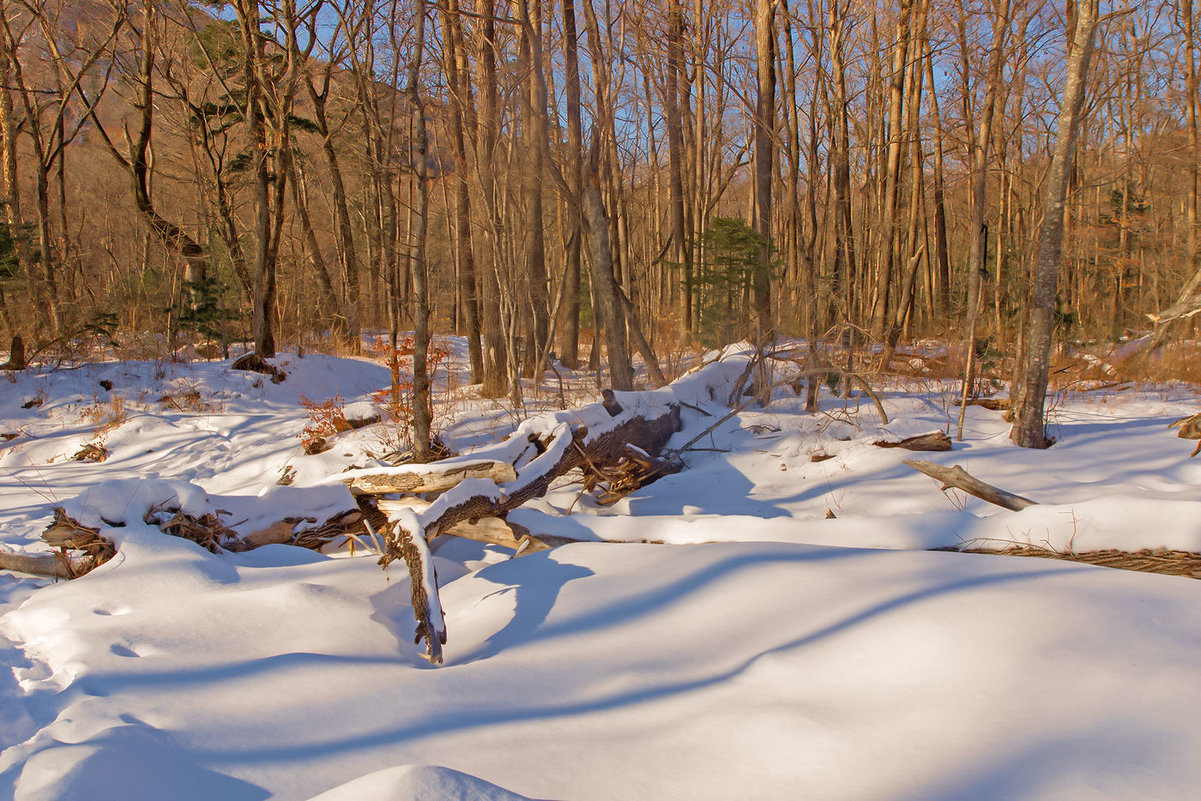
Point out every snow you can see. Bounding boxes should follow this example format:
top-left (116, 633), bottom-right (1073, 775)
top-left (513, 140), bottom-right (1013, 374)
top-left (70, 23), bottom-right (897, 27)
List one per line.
top-left (2, 344), bottom-right (1201, 799)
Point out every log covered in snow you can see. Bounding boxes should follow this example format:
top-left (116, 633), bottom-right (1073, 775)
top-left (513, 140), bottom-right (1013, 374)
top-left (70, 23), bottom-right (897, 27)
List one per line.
top-left (373, 351), bottom-right (764, 663)
top-left (337, 460), bottom-right (518, 495)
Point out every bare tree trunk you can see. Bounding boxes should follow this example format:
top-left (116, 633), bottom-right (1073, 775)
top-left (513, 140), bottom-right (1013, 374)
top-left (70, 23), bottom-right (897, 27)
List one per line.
top-left (408, 0), bottom-right (433, 460)
top-left (828, 1), bottom-right (856, 324)
top-left (441, 0), bottom-right (483, 381)
top-left (923, 31), bottom-right (952, 318)
top-left (236, 0), bottom-right (275, 358)
top-left (665, 0), bottom-right (693, 337)
top-left (1185, 0), bottom-right (1199, 274)
top-left (477, 0), bottom-right (508, 396)
top-left (870, 0), bottom-right (912, 340)
top-left (1010, 0), bottom-right (1099, 449)
top-left (560, 0), bottom-right (585, 368)
top-left (518, 0), bottom-right (550, 377)
top-left (306, 71), bottom-right (362, 351)
top-left (753, 0), bottom-right (776, 343)
top-left (584, 148), bottom-right (633, 391)
top-left (962, 0), bottom-right (1012, 341)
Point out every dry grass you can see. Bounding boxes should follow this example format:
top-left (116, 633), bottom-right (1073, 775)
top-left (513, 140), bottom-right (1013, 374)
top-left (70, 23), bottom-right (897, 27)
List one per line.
top-left (944, 545), bottom-right (1201, 580)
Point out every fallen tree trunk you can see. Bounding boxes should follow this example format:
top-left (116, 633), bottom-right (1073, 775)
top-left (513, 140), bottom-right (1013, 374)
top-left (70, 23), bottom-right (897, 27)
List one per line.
top-left (367, 351), bottom-right (796, 663)
top-left (904, 459), bottom-right (1038, 511)
top-left (380, 402), bottom-right (683, 663)
top-left (0, 508), bottom-right (116, 580)
top-left (0, 550), bottom-right (78, 579)
top-left (874, 432), bottom-right (952, 451)
top-left (339, 460), bottom-right (517, 495)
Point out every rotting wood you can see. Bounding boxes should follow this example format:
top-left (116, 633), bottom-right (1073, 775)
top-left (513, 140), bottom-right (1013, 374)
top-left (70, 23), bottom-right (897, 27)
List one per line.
top-left (874, 431), bottom-right (952, 451)
top-left (904, 459), bottom-right (1037, 511)
top-left (339, 459), bottom-right (518, 495)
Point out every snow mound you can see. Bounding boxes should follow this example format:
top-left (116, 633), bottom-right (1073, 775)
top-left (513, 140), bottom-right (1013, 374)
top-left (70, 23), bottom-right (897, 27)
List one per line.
top-left (308, 765), bottom-right (535, 801)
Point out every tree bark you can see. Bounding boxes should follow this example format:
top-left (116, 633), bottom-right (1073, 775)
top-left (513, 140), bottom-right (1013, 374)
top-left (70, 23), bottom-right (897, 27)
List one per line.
top-left (407, 0), bottom-right (433, 461)
top-left (1010, 0), bottom-right (1099, 449)
top-left (753, 0), bottom-right (776, 343)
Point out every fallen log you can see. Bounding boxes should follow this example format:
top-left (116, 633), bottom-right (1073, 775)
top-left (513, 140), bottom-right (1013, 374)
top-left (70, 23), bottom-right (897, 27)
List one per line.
top-left (874, 432), bottom-right (952, 452)
top-left (376, 380), bottom-right (687, 663)
top-left (904, 459), bottom-right (1037, 512)
top-left (337, 460), bottom-right (518, 496)
top-left (951, 397), bottom-right (1009, 411)
top-left (0, 508), bottom-right (116, 580)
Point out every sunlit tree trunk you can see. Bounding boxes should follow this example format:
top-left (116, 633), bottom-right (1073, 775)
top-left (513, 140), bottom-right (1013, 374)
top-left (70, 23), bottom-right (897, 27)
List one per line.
top-left (1010, 0), bottom-right (1099, 449)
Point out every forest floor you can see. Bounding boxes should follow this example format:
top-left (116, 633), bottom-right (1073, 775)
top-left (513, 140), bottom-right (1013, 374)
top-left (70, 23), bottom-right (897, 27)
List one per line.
top-left (1, 338), bottom-right (1200, 800)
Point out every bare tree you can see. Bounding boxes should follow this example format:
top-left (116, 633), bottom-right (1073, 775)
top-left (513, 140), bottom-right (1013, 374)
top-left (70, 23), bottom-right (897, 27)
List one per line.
top-left (1010, 0), bottom-right (1101, 448)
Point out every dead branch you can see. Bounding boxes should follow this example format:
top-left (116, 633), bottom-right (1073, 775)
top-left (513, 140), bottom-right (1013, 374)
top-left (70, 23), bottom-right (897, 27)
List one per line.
top-left (904, 459), bottom-right (1038, 511)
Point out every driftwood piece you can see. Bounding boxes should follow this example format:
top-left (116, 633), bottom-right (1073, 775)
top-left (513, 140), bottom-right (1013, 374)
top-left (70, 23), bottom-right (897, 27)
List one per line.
top-left (904, 459), bottom-right (1037, 511)
top-left (0, 508), bottom-right (116, 580)
top-left (339, 460), bottom-right (518, 496)
top-left (0, 550), bottom-right (78, 579)
top-left (874, 431), bottom-right (952, 452)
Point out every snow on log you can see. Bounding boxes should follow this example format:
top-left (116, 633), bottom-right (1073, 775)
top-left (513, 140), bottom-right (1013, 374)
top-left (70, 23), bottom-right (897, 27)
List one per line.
top-left (379, 508), bottom-right (446, 664)
top-left (336, 460), bottom-right (518, 495)
top-left (874, 432), bottom-right (952, 451)
top-left (904, 459), bottom-right (1038, 511)
top-left (0, 508), bottom-right (116, 579)
top-left (367, 350), bottom-right (763, 663)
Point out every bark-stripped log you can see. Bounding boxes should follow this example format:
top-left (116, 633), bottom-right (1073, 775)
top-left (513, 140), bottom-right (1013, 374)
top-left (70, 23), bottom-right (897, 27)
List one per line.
top-left (904, 459), bottom-right (1037, 511)
top-left (339, 460), bottom-right (518, 496)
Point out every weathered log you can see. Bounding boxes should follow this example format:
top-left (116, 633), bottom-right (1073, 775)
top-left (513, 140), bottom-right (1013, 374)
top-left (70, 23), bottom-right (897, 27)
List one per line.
top-left (231, 352), bottom-right (286, 383)
top-left (338, 459), bottom-right (518, 496)
top-left (243, 519), bottom-right (301, 549)
top-left (951, 397), bottom-right (1009, 411)
top-left (375, 497), bottom-right (434, 515)
top-left (439, 517), bottom-right (551, 554)
top-left (383, 401), bottom-right (682, 663)
top-left (904, 459), bottom-right (1037, 511)
top-left (0, 508), bottom-right (116, 579)
top-left (379, 508), bottom-right (446, 664)
top-left (874, 431), bottom-right (952, 452)
top-left (0, 550), bottom-right (77, 579)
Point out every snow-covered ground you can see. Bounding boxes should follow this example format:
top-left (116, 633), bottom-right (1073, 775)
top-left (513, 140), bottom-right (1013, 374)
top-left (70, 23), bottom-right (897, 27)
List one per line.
top-left (2, 343), bottom-right (1200, 800)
